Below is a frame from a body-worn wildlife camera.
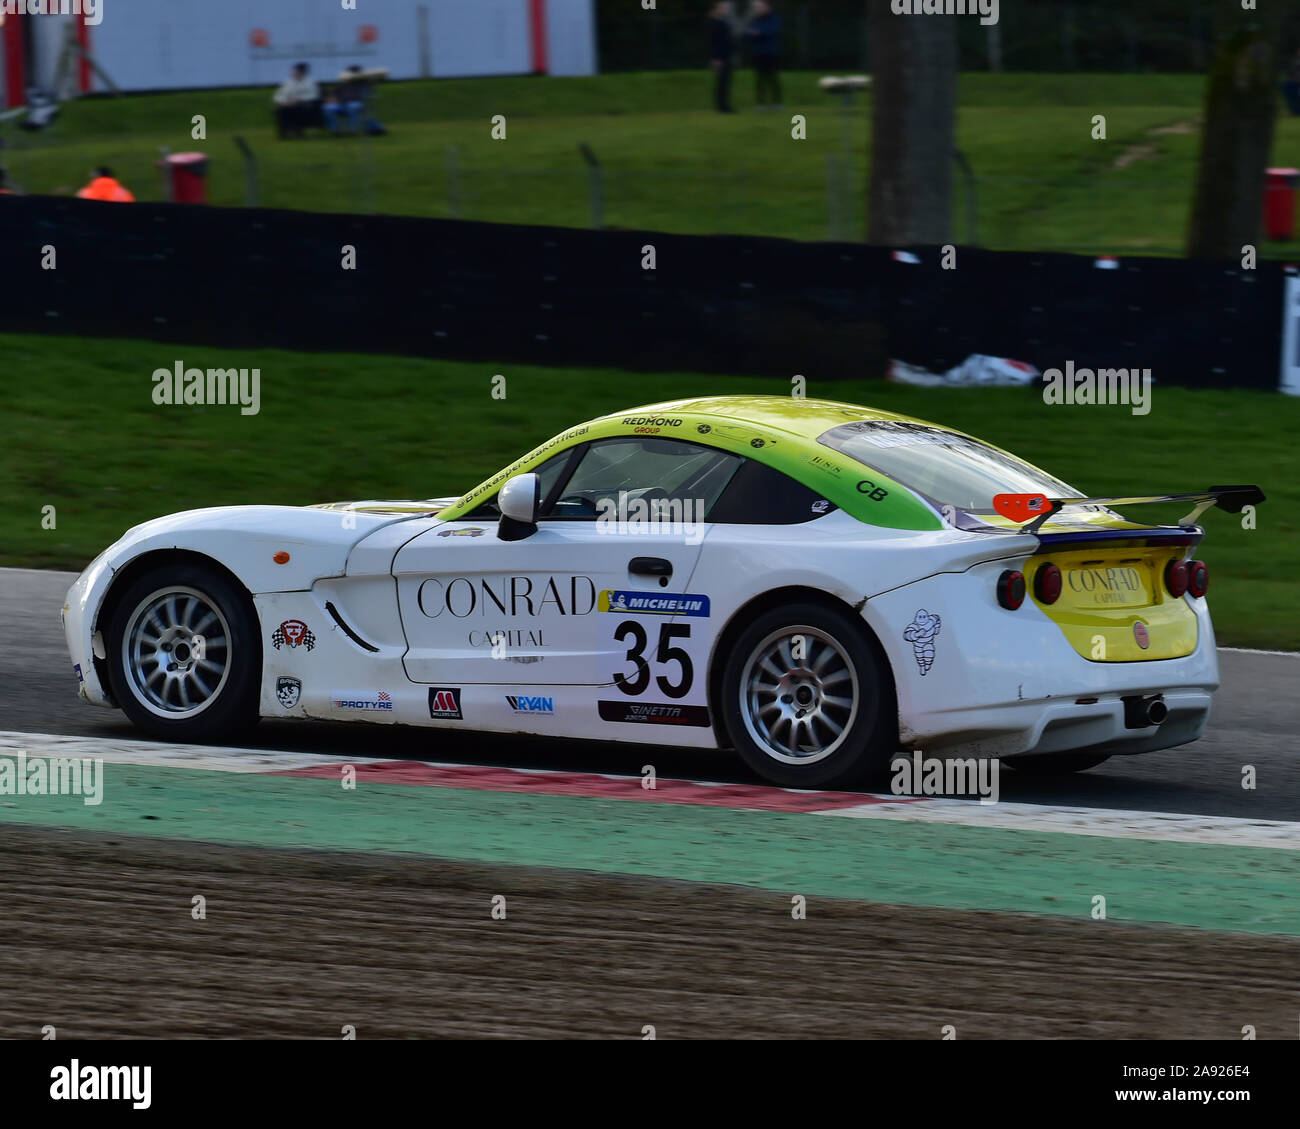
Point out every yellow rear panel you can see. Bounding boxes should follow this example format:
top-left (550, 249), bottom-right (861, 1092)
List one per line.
top-left (1028, 547), bottom-right (1198, 662)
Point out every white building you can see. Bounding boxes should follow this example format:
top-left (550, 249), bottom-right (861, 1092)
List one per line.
top-left (2, 0), bottom-right (596, 107)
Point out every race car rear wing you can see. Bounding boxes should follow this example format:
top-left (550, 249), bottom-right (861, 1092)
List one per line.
top-left (979, 484), bottom-right (1266, 535)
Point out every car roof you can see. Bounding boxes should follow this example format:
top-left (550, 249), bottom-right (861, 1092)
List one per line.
top-left (592, 395), bottom-right (944, 442)
top-left (439, 395), bottom-right (1151, 540)
top-left (439, 395), bottom-right (949, 531)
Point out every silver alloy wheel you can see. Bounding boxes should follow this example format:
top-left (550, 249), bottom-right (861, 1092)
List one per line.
top-left (121, 586), bottom-right (232, 720)
top-left (738, 624), bottom-right (859, 766)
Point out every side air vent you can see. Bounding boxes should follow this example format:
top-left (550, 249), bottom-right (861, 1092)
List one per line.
top-left (324, 601), bottom-right (379, 653)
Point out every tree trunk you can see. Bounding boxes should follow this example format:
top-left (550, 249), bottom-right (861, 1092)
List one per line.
top-left (866, 1), bottom-right (957, 246)
top-left (986, 21), bottom-right (1003, 74)
top-left (1186, 5), bottom-right (1286, 260)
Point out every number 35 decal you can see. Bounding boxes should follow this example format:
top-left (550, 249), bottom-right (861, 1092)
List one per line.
top-left (613, 621), bottom-right (693, 699)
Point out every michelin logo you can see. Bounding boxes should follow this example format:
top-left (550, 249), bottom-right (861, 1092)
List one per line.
top-left (599, 590), bottom-right (710, 616)
top-left (903, 611), bottom-right (941, 676)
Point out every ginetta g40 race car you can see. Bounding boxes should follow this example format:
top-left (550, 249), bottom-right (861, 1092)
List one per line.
top-left (62, 396), bottom-right (1263, 788)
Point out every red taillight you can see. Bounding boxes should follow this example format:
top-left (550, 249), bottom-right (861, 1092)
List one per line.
top-left (1034, 563), bottom-right (1062, 604)
top-left (1164, 559), bottom-right (1189, 598)
top-left (1187, 560), bottom-right (1209, 598)
top-left (997, 569), bottom-right (1026, 610)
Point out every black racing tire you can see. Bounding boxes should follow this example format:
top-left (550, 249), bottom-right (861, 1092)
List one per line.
top-left (104, 563), bottom-right (262, 742)
top-left (720, 601), bottom-right (896, 789)
top-left (1002, 752), bottom-right (1111, 775)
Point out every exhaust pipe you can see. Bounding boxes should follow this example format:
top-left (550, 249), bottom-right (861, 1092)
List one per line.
top-left (1123, 694), bottom-right (1167, 729)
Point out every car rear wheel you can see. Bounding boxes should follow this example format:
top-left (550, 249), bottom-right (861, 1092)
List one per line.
top-left (1003, 752), bottom-right (1111, 774)
top-left (721, 602), bottom-right (896, 788)
top-left (105, 563), bottom-right (261, 741)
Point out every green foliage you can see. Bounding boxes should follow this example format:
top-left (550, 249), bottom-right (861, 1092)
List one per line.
top-left (3, 72), bottom-right (1298, 256)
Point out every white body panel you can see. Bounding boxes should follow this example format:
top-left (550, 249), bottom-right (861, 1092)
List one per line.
top-left (861, 565), bottom-right (1217, 758)
top-left (61, 503), bottom-right (416, 709)
top-left (64, 503), bottom-right (1219, 762)
top-left (391, 519), bottom-right (705, 685)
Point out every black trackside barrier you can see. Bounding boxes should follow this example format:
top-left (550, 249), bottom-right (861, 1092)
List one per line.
top-left (0, 196), bottom-right (1283, 390)
top-left (885, 246), bottom-right (1282, 391)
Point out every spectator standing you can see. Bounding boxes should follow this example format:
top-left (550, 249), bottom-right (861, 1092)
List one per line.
top-left (707, 2), bottom-right (737, 114)
top-left (273, 62), bottom-right (320, 139)
top-left (745, 1), bottom-right (784, 110)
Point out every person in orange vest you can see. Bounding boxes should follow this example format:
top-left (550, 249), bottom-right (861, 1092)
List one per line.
top-left (76, 167), bottom-right (136, 202)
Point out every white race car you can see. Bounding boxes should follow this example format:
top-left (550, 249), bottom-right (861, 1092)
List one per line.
top-left (62, 396), bottom-right (1262, 788)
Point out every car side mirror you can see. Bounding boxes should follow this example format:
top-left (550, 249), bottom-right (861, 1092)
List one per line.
top-left (498, 472), bottom-right (541, 541)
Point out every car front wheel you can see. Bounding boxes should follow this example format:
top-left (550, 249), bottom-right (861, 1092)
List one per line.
top-left (721, 602), bottom-right (896, 789)
top-left (105, 563), bottom-right (261, 741)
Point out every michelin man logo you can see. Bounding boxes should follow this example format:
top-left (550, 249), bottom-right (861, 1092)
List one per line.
top-left (903, 610), bottom-right (941, 675)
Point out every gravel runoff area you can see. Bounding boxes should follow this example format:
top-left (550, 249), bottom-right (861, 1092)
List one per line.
top-left (1, 826), bottom-right (1296, 1040)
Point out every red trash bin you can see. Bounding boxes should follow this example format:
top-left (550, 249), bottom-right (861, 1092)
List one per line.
top-left (159, 152), bottom-right (209, 204)
top-left (1264, 168), bottom-right (1298, 241)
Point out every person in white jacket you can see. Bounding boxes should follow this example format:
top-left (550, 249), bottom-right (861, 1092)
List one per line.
top-left (273, 63), bottom-right (320, 139)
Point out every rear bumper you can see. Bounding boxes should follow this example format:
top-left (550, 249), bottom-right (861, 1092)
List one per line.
top-left (915, 687), bottom-right (1212, 760)
top-left (863, 560), bottom-right (1218, 759)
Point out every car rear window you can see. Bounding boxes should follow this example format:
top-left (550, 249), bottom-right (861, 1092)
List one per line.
top-left (818, 420), bottom-right (1077, 513)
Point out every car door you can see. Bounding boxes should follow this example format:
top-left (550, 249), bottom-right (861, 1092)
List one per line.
top-left (392, 436), bottom-right (743, 691)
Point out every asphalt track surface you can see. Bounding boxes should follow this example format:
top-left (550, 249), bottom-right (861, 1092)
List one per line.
top-left (2, 567), bottom-right (1297, 1041)
top-left (2, 568), bottom-right (1296, 820)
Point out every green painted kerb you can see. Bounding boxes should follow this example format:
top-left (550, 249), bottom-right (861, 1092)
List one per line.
top-left (1, 763), bottom-right (1296, 935)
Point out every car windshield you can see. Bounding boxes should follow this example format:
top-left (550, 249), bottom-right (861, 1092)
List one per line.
top-left (547, 437), bottom-right (741, 518)
top-left (818, 420), bottom-right (1078, 512)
